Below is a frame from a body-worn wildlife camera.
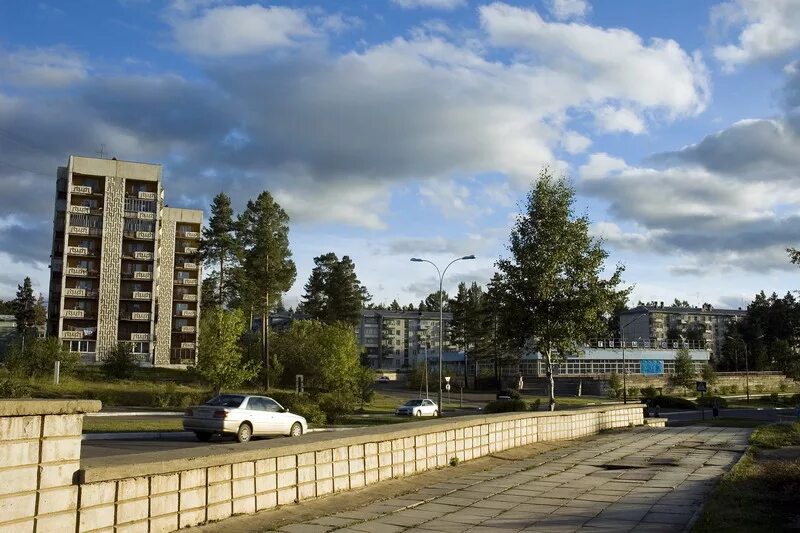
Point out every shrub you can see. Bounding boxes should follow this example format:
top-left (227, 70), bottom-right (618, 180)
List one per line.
top-left (650, 395), bottom-right (696, 410)
top-left (529, 398), bottom-right (541, 411)
top-left (730, 384), bottom-right (739, 394)
top-left (102, 343), bottom-right (138, 379)
top-left (268, 391), bottom-right (327, 426)
top-left (779, 382), bottom-right (789, 393)
top-left (696, 395), bottom-right (728, 408)
top-left (0, 378), bottom-right (31, 398)
top-left (318, 391), bottom-right (355, 424)
top-left (627, 387), bottom-right (639, 398)
top-left (641, 385), bottom-right (658, 398)
top-left (755, 384), bottom-right (766, 394)
top-left (5, 337), bottom-right (79, 378)
top-left (484, 399), bottom-right (527, 413)
top-left (609, 372), bottom-right (622, 398)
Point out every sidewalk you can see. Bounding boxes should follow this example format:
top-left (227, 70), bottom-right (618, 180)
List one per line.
top-left (195, 425), bottom-right (750, 533)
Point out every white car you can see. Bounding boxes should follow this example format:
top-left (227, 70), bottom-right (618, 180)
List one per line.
top-left (376, 376), bottom-right (390, 383)
top-left (395, 398), bottom-right (439, 417)
top-left (183, 394), bottom-right (308, 443)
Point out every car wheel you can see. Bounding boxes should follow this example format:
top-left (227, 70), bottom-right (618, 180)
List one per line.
top-left (236, 423), bottom-right (252, 443)
top-left (415, 409), bottom-right (422, 416)
top-left (194, 431), bottom-right (212, 442)
top-left (433, 410), bottom-right (439, 417)
top-left (290, 422), bottom-right (303, 437)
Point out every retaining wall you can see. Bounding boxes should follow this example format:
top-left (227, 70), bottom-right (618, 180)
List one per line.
top-left (0, 400), bottom-right (644, 533)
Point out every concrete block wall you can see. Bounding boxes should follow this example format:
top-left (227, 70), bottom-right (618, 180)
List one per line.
top-left (76, 404), bottom-right (644, 533)
top-left (0, 399), bottom-right (101, 533)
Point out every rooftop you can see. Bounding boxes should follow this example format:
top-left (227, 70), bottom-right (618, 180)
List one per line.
top-left (621, 305), bottom-right (746, 317)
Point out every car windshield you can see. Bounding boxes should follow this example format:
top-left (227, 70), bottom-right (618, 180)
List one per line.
top-left (404, 400), bottom-right (424, 406)
top-left (205, 395), bottom-right (245, 408)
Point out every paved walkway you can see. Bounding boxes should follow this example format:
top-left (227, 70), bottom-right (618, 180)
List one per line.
top-left (199, 426), bottom-right (750, 533)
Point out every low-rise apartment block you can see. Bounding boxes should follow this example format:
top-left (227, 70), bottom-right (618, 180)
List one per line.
top-left (358, 310), bottom-right (457, 369)
top-left (619, 303), bottom-right (745, 357)
top-left (47, 155), bottom-right (202, 366)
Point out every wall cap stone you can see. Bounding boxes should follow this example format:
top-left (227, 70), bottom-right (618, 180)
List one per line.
top-left (0, 399), bottom-right (102, 416)
top-left (78, 404), bottom-right (642, 483)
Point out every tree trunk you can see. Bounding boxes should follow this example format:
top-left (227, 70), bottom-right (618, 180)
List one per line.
top-left (261, 309), bottom-right (268, 390)
top-left (265, 292), bottom-right (271, 390)
top-left (219, 253), bottom-right (224, 306)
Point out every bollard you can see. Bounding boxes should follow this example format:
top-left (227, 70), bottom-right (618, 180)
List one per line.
top-left (53, 360), bottom-right (61, 385)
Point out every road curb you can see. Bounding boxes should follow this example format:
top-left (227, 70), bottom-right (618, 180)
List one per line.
top-left (82, 431), bottom-right (194, 441)
top-left (86, 411), bottom-right (183, 417)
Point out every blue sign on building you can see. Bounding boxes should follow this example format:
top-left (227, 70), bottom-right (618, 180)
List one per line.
top-left (640, 359), bottom-right (664, 375)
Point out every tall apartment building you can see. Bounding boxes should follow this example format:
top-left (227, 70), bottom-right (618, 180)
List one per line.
top-left (619, 303), bottom-right (746, 357)
top-left (47, 156), bottom-right (202, 366)
top-left (357, 310), bottom-right (457, 369)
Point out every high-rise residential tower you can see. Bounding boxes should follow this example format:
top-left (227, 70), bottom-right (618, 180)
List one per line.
top-left (47, 155), bottom-right (202, 366)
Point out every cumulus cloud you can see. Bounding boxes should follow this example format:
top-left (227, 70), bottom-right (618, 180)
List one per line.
top-left (594, 105), bottom-right (646, 134)
top-left (547, 0), bottom-right (590, 21)
top-left (479, 2), bottom-right (710, 118)
top-left (712, 0), bottom-right (800, 71)
top-left (171, 4), bottom-right (317, 56)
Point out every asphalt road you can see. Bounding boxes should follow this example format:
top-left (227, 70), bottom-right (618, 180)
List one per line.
top-left (662, 406), bottom-right (796, 425)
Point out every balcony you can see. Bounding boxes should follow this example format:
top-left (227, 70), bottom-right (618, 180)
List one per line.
top-left (67, 246), bottom-right (99, 257)
top-left (180, 293), bottom-right (198, 302)
top-left (130, 333), bottom-right (150, 341)
top-left (123, 291), bottom-right (152, 300)
top-left (177, 309), bottom-right (197, 318)
top-left (180, 342), bottom-right (196, 349)
top-left (175, 261), bottom-right (197, 270)
top-left (64, 287), bottom-right (98, 298)
top-left (63, 309), bottom-right (86, 319)
top-left (178, 326), bottom-right (196, 334)
top-left (125, 251), bottom-right (153, 261)
top-left (71, 185), bottom-right (93, 195)
top-left (138, 191), bottom-right (157, 201)
top-left (122, 271), bottom-right (153, 281)
top-left (68, 225), bottom-right (102, 237)
top-left (174, 278), bottom-right (198, 286)
top-left (69, 205), bottom-right (103, 216)
top-left (177, 247), bottom-right (198, 255)
top-left (62, 330), bottom-right (85, 339)
top-left (121, 311), bottom-right (151, 321)
top-left (177, 231), bottom-right (200, 239)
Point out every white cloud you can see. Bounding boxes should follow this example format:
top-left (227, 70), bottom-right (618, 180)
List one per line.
top-left (578, 152), bottom-right (627, 179)
top-left (480, 2), bottom-right (710, 118)
top-left (392, 0), bottom-right (466, 10)
top-left (713, 0), bottom-right (800, 71)
top-left (594, 105), bottom-right (646, 134)
top-left (561, 131), bottom-right (592, 154)
top-left (547, 0), bottom-right (590, 21)
top-left (0, 46), bottom-right (88, 87)
top-left (172, 4), bottom-right (317, 56)
top-left (419, 179), bottom-right (492, 220)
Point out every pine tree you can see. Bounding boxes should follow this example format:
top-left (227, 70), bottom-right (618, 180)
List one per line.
top-left (13, 277), bottom-right (36, 334)
top-left (494, 169), bottom-right (629, 410)
top-left (425, 290), bottom-right (450, 312)
top-left (389, 299), bottom-right (402, 312)
top-left (300, 253), bottom-right (371, 326)
top-left (198, 193), bottom-right (239, 307)
top-left (238, 191), bottom-right (296, 389)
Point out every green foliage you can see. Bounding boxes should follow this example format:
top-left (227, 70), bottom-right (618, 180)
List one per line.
top-left (6, 337), bottom-right (79, 378)
top-left (483, 399), bottom-right (528, 413)
top-left (267, 391), bottom-right (327, 426)
top-left (641, 385), bottom-right (658, 398)
top-left (750, 422), bottom-right (800, 449)
top-left (649, 395), bottom-right (696, 409)
top-left (198, 193), bottom-right (240, 308)
top-left (627, 387), bottom-right (639, 398)
top-left (102, 342), bottom-right (138, 379)
top-left (608, 372), bottom-right (623, 398)
top-left (354, 366), bottom-right (375, 410)
top-left (300, 253), bottom-right (371, 327)
top-left (0, 378), bottom-right (31, 398)
top-left (670, 348), bottom-right (696, 389)
top-left (12, 277), bottom-right (36, 334)
top-left (237, 191), bottom-right (297, 388)
top-left (194, 307), bottom-right (257, 394)
top-left (701, 363), bottom-right (717, 386)
top-left (318, 391), bottom-right (355, 423)
top-left (272, 320), bottom-right (361, 392)
top-left (755, 383), bottom-right (766, 393)
top-left (529, 398), bottom-right (541, 411)
top-left (449, 456), bottom-right (460, 467)
top-left (406, 362), bottom-right (436, 392)
top-left (493, 168), bottom-right (630, 410)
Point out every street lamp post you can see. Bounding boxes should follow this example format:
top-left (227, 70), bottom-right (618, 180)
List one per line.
top-left (411, 255), bottom-right (476, 416)
top-left (727, 334), bottom-right (764, 403)
top-left (619, 312), bottom-right (649, 404)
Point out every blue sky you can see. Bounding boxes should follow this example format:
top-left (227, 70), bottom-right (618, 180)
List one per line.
top-left (1, 0), bottom-right (800, 309)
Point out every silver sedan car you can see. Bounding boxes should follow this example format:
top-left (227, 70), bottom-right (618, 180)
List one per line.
top-left (395, 398), bottom-right (439, 417)
top-left (183, 394), bottom-right (308, 443)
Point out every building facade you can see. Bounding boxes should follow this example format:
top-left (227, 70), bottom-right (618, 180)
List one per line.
top-left (47, 156), bottom-right (201, 366)
top-left (619, 303), bottom-right (746, 357)
top-left (357, 310), bottom-right (457, 369)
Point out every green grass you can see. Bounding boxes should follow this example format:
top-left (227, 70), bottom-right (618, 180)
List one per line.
top-left (693, 422), bottom-right (800, 533)
top-left (680, 418), bottom-right (768, 428)
top-left (82, 418), bottom-right (184, 433)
